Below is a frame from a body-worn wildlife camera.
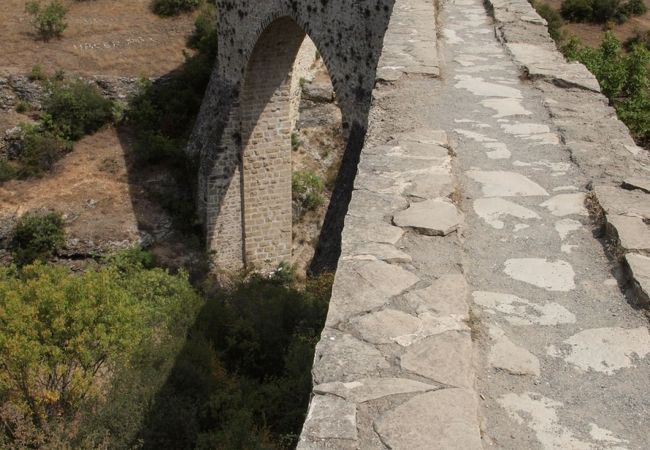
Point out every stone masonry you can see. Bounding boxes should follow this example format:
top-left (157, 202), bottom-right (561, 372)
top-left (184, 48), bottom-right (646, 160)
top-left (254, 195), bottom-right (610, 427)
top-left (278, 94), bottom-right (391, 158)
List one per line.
top-left (185, 0), bottom-right (650, 446)
top-left (188, 0), bottom-right (396, 270)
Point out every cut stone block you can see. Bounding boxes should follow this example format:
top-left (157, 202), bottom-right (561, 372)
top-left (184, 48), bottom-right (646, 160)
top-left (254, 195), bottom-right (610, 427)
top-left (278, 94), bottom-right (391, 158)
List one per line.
top-left (393, 198), bottom-right (463, 236)
top-left (374, 389), bottom-right (482, 450)
top-left (595, 186), bottom-right (650, 220)
top-left (625, 253), bottom-right (650, 305)
top-left (301, 394), bottom-right (357, 441)
top-left (400, 331), bottom-right (474, 388)
top-left (313, 329), bottom-right (390, 383)
top-left (404, 274), bottom-right (470, 316)
top-left (622, 177), bottom-right (650, 194)
top-left (607, 215), bottom-right (650, 253)
top-left (325, 259), bottom-right (419, 326)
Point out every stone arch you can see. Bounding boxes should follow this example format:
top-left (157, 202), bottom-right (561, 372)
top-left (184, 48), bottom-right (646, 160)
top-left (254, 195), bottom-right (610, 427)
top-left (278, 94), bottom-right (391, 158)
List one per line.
top-left (187, 0), bottom-right (396, 271)
top-left (238, 18), bottom-right (315, 268)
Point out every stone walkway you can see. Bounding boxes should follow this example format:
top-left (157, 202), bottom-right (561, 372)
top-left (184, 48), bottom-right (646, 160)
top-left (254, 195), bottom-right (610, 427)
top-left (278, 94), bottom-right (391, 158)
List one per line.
top-left (432, 0), bottom-right (650, 447)
top-left (300, 0), bottom-right (650, 447)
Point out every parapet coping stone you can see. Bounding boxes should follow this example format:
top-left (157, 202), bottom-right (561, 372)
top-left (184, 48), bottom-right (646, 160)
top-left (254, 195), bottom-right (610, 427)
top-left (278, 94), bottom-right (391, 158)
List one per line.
top-left (485, 0), bottom-right (650, 307)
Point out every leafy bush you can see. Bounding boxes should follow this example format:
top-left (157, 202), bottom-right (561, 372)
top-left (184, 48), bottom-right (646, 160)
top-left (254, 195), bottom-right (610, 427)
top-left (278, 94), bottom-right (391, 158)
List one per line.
top-left (591, 0), bottom-right (622, 22)
top-left (0, 256), bottom-right (202, 447)
top-left (16, 124), bottom-right (72, 178)
top-left (25, 0), bottom-right (67, 41)
top-left (563, 33), bottom-right (650, 145)
top-left (0, 161), bottom-right (17, 182)
top-left (561, 0), bottom-right (593, 21)
top-left (10, 210), bottom-right (64, 266)
top-left (621, 0), bottom-right (647, 15)
top-left (28, 64), bottom-right (46, 81)
top-left (43, 80), bottom-right (114, 141)
top-left (151, 0), bottom-right (200, 16)
top-left (292, 170), bottom-right (325, 217)
top-left (187, 2), bottom-right (218, 58)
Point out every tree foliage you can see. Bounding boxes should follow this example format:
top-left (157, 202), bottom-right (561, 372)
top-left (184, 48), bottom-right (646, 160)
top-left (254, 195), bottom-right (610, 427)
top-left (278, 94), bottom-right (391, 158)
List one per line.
top-left (0, 253), bottom-right (202, 448)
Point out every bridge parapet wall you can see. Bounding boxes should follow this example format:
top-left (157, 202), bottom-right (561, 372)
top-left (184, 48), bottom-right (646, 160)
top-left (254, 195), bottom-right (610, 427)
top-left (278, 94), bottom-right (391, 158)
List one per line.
top-left (486, 0), bottom-right (650, 305)
top-left (299, 0), bottom-right (484, 447)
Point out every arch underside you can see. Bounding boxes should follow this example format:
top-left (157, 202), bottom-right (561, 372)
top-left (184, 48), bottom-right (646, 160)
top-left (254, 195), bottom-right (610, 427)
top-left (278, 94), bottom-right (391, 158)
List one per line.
top-left (190, 1), bottom-right (395, 271)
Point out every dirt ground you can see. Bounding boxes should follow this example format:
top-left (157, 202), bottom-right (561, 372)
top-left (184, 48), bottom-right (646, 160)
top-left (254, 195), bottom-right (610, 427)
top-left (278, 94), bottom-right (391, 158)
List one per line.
top-left (541, 0), bottom-right (650, 47)
top-left (1, 0), bottom-right (194, 77)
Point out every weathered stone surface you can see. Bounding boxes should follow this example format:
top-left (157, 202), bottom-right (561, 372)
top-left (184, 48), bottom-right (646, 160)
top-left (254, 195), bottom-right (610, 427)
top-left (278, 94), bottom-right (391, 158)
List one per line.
top-left (314, 377), bottom-right (438, 403)
top-left (400, 331), bottom-right (474, 388)
top-left (406, 171), bottom-right (454, 199)
top-left (350, 309), bottom-right (422, 345)
top-left (625, 253), bottom-right (650, 304)
top-left (623, 177), bottom-right (650, 194)
top-left (325, 259), bottom-right (420, 326)
top-left (342, 242), bottom-right (412, 263)
top-left (505, 43), bottom-right (600, 92)
top-left (504, 258), bottom-right (576, 292)
top-left (595, 185), bottom-right (650, 220)
top-left (393, 198), bottom-right (463, 236)
top-left (301, 395), bottom-right (357, 441)
top-left (404, 274), bottom-right (470, 316)
top-left (340, 215), bottom-right (404, 249)
top-left (489, 326), bottom-right (540, 376)
top-left (540, 193), bottom-right (587, 217)
top-left (313, 329), bottom-right (390, 383)
top-left (374, 389), bottom-right (482, 450)
top-left (467, 170), bottom-right (549, 197)
top-left (607, 215), bottom-right (650, 253)
top-left (347, 190), bottom-right (408, 221)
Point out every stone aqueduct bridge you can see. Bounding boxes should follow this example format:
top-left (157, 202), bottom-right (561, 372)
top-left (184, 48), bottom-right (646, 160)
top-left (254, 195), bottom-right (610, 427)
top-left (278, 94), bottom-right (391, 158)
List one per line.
top-left (187, 0), bottom-right (396, 271)
top-left (187, 0), bottom-right (650, 447)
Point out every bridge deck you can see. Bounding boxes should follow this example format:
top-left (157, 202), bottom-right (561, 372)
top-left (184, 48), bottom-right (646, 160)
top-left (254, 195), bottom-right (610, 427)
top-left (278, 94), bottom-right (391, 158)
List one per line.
top-left (299, 0), bottom-right (650, 448)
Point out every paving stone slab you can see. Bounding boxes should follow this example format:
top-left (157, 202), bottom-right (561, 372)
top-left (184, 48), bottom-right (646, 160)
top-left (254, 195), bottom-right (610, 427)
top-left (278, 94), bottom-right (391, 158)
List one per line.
top-left (301, 394), bottom-right (357, 441)
top-left (374, 389), bottom-right (482, 450)
top-left (313, 329), bottom-right (390, 383)
top-left (400, 331), bottom-right (474, 388)
top-left (393, 198), bottom-right (463, 236)
top-left (404, 274), bottom-right (470, 316)
top-left (595, 185), bottom-right (650, 220)
top-left (325, 259), bottom-right (420, 326)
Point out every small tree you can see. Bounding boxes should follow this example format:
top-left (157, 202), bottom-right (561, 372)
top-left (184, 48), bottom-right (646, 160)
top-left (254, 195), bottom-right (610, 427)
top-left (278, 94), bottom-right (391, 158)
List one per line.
top-left (25, 0), bottom-right (67, 41)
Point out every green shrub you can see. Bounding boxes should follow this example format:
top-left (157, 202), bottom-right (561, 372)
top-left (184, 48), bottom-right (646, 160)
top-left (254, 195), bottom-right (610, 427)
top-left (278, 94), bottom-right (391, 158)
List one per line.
top-left (28, 64), bottom-right (46, 81)
top-left (151, 0), bottom-right (200, 16)
top-left (591, 0), bottom-right (622, 22)
top-left (10, 210), bottom-right (64, 266)
top-left (292, 170), bottom-right (325, 216)
top-left (25, 0), bottom-right (67, 41)
top-left (15, 101), bottom-right (29, 113)
top-left (624, 30), bottom-right (650, 51)
top-left (291, 132), bottom-right (301, 151)
top-left (0, 160), bottom-right (17, 182)
top-left (17, 125), bottom-right (72, 178)
top-left (187, 2), bottom-right (218, 58)
top-left (621, 0), bottom-right (647, 15)
top-left (561, 0), bottom-right (593, 21)
top-left (534, 3), bottom-right (564, 42)
top-left (43, 80), bottom-right (114, 141)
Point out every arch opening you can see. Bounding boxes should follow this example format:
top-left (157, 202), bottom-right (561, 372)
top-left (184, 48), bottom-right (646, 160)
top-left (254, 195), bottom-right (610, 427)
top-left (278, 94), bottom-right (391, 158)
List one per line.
top-left (227, 17), bottom-right (346, 272)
